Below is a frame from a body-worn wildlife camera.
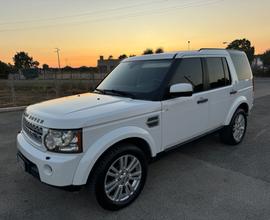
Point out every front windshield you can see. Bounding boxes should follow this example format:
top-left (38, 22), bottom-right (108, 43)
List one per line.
top-left (96, 60), bottom-right (172, 100)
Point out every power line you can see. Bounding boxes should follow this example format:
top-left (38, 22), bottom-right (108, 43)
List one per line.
top-left (0, 0), bottom-right (224, 33)
top-left (0, 0), bottom-right (221, 30)
top-left (0, 0), bottom-right (170, 26)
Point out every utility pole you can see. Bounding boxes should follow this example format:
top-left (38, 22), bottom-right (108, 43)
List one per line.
top-left (54, 48), bottom-right (61, 96)
top-left (55, 48), bottom-right (61, 69)
top-left (188, 41), bottom-right (191, 50)
top-left (54, 48), bottom-right (61, 79)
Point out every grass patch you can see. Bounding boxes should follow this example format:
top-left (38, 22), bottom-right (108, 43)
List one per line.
top-left (0, 79), bottom-right (100, 108)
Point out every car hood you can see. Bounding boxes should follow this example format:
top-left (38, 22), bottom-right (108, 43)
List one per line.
top-left (25, 93), bottom-right (161, 129)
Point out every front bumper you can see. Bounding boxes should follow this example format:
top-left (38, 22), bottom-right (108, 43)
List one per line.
top-left (17, 132), bottom-right (83, 187)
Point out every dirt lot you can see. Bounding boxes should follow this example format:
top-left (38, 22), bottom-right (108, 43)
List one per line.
top-left (0, 79), bottom-right (100, 108)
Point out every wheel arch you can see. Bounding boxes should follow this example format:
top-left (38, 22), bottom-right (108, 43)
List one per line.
top-left (225, 97), bottom-right (250, 125)
top-left (72, 126), bottom-right (157, 185)
top-left (87, 137), bottom-right (152, 184)
top-left (238, 102), bottom-right (249, 115)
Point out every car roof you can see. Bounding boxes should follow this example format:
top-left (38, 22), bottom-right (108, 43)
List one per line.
top-left (123, 49), bottom-right (245, 62)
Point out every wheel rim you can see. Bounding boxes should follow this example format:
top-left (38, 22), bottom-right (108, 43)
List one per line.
top-left (233, 114), bottom-right (246, 142)
top-left (104, 154), bottom-right (142, 202)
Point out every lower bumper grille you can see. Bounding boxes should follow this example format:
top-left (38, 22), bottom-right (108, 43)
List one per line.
top-left (17, 151), bottom-right (40, 180)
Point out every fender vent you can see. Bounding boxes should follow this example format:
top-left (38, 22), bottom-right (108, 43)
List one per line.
top-left (146, 116), bottom-right (159, 128)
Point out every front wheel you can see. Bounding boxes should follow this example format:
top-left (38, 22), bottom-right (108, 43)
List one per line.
top-left (93, 144), bottom-right (148, 210)
top-left (220, 108), bottom-right (247, 145)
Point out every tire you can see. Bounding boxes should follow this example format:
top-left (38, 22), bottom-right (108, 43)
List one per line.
top-left (220, 108), bottom-right (247, 145)
top-left (92, 143), bottom-right (148, 210)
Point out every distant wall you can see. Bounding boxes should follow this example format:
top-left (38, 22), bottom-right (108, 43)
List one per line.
top-left (40, 72), bottom-right (107, 80)
top-left (9, 71), bottom-right (107, 80)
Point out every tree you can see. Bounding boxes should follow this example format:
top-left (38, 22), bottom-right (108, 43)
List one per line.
top-left (108, 55), bottom-right (113, 59)
top-left (62, 66), bottom-right (73, 71)
top-left (261, 49), bottom-right (270, 67)
top-left (78, 66), bottom-right (98, 73)
top-left (13, 51), bottom-right (39, 69)
top-left (32, 60), bottom-right (39, 68)
top-left (155, 48), bottom-right (164, 53)
top-left (226, 38), bottom-right (255, 63)
top-left (129, 54), bottom-right (136, 57)
top-left (78, 66), bottom-right (89, 72)
top-left (42, 64), bottom-right (49, 70)
top-left (0, 61), bottom-right (11, 79)
top-left (118, 54), bottom-right (127, 60)
top-left (143, 49), bottom-right (153, 55)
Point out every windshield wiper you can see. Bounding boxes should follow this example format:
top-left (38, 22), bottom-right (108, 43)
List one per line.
top-left (94, 88), bottom-right (106, 94)
top-left (94, 88), bottom-right (135, 99)
top-left (104, 89), bottom-right (135, 99)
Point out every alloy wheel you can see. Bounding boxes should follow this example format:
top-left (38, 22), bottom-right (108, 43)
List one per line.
top-left (104, 154), bottom-right (142, 202)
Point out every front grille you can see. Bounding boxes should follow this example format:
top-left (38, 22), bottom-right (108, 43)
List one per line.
top-left (22, 116), bottom-right (43, 144)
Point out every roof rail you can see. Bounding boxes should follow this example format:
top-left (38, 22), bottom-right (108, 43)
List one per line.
top-left (199, 48), bottom-right (226, 51)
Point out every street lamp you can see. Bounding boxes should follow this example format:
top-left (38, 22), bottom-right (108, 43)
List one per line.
top-left (188, 41), bottom-right (191, 50)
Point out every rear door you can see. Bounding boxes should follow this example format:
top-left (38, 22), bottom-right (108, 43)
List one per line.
top-left (203, 57), bottom-right (234, 129)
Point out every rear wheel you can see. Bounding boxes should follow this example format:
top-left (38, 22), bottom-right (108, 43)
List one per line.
top-left (220, 108), bottom-right (247, 145)
top-left (92, 143), bottom-right (148, 210)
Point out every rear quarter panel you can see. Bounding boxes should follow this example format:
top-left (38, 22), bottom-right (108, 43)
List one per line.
top-left (224, 54), bottom-right (254, 124)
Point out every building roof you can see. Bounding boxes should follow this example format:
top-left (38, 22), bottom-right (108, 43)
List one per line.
top-left (123, 49), bottom-right (244, 62)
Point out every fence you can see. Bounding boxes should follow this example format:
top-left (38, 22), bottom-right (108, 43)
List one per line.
top-left (0, 77), bottom-right (105, 108)
top-left (8, 72), bottom-right (106, 80)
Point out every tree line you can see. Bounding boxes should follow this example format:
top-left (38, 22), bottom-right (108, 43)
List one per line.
top-left (1, 39), bottom-right (270, 79)
top-left (111, 48), bottom-right (164, 60)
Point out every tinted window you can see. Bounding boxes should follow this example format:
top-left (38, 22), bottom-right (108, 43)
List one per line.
top-left (170, 58), bottom-right (203, 93)
top-left (97, 60), bottom-right (172, 98)
top-left (229, 52), bottom-right (252, 80)
top-left (222, 58), bottom-right (231, 85)
top-left (206, 57), bottom-right (227, 89)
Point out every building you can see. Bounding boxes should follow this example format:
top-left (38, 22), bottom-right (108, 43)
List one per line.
top-left (97, 56), bottom-right (120, 73)
top-left (252, 56), bottom-right (264, 69)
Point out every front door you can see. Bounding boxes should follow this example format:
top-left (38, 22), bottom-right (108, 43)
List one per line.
top-left (161, 58), bottom-right (209, 149)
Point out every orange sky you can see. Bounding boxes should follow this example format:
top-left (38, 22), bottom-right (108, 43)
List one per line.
top-left (0, 0), bottom-right (269, 67)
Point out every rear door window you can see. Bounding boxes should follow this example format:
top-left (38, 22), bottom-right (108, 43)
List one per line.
top-left (205, 57), bottom-right (229, 89)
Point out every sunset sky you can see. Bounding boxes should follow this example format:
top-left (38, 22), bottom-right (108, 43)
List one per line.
top-left (0, 0), bottom-right (269, 67)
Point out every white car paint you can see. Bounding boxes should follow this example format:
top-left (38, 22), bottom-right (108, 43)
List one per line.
top-left (17, 49), bottom-right (254, 187)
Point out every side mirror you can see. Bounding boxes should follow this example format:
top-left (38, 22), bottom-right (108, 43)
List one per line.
top-left (169, 83), bottom-right (193, 97)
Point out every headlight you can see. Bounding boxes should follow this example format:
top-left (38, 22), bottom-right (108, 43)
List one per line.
top-left (44, 129), bottom-right (82, 153)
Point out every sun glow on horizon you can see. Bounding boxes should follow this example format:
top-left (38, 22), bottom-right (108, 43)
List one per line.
top-left (0, 0), bottom-right (269, 68)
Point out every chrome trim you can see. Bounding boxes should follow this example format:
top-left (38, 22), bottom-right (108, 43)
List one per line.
top-left (22, 116), bottom-right (43, 144)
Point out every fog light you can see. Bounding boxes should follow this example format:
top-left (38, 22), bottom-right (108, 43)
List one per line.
top-left (43, 164), bottom-right (53, 176)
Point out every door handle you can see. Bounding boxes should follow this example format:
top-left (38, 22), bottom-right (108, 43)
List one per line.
top-left (197, 98), bottom-right (208, 104)
top-left (230, 90), bottom-right (237, 95)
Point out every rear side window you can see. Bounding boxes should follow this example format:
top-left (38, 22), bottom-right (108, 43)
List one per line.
top-left (229, 52), bottom-right (252, 80)
top-left (205, 57), bottom-right (231, 89)
top-left (170, 58), bottom-right (203, 93)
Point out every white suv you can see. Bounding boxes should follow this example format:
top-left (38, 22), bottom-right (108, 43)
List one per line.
top-left (17, 49), bottom-right (254, 210)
